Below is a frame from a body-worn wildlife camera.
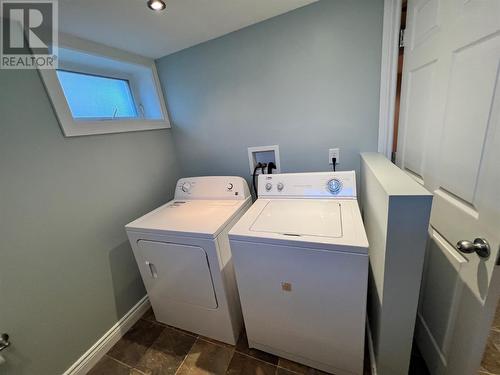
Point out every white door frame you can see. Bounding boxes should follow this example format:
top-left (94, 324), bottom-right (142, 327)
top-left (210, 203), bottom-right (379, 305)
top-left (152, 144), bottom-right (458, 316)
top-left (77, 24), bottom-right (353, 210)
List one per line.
top-left (378, 0), bottom-right (402, 159)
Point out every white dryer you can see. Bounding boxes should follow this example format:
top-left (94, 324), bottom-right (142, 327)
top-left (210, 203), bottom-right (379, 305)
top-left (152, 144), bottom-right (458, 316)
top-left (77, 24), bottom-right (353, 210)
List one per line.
top-left (229, 171), bottom-right (368, 375)
top-left (126, 176), bottom-right (251, 345)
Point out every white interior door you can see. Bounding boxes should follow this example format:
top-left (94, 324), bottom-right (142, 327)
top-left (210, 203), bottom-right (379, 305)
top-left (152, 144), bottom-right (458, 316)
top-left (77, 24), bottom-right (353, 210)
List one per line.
top-left (397, 0), bottom-right (500, 374)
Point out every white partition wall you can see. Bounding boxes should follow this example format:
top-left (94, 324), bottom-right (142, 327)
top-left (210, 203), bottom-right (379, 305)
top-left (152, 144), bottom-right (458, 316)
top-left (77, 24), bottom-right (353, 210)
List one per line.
top-left (360, 153), bottom-right (432, 375)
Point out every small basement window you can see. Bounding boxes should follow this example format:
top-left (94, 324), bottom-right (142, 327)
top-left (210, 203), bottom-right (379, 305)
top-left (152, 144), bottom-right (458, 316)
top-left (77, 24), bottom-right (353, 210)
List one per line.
top-left (56, 70), bottom-right (138, 120)
top-left (39, 38), bottom-right (170, 137)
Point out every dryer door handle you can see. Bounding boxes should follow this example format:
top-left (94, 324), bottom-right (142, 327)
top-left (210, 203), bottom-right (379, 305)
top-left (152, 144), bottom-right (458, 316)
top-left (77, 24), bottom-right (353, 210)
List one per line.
top-left (145, 261), bottom-right (158, 279)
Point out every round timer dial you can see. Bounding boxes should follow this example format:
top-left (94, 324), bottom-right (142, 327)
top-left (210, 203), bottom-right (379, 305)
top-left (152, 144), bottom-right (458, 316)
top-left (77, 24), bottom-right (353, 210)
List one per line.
top-left (327, 178), bottom-right (343, 195)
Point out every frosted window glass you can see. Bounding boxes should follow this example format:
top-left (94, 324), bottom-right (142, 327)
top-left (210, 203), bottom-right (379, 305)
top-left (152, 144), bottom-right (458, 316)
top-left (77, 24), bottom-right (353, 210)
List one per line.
top-left (56, 70), bottom-right (138, 119)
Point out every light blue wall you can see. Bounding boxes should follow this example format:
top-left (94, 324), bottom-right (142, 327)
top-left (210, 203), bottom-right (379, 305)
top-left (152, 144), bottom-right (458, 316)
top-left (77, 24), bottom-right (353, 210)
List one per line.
top-left (0, 67), bottom-right (179, 374)
top-left (156, 0), bottom-right (383, 180)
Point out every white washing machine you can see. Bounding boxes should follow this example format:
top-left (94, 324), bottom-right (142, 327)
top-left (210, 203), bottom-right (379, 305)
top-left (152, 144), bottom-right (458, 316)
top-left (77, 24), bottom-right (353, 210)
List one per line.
top-left (126, 176), bottom-right (251, 345)
top-left (229, 171), bottom-right (368, 375)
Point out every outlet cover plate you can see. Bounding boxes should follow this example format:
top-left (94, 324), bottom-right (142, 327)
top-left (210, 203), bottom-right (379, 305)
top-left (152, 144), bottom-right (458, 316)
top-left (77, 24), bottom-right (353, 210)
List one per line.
top-left (329, 148), bottom-right (340, 164)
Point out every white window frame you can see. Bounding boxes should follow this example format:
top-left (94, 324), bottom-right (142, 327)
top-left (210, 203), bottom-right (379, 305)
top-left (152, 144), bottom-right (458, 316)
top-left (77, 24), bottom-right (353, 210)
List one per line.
top-left (39, 33), bottom-right (171, 137)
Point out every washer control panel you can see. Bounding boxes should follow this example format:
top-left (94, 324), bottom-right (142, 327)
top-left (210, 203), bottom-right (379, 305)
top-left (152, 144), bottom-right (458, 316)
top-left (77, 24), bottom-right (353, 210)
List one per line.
top-left (175, 176), bottom-right (250, 200)
top-left (258, 171), bottom-right (356, 198)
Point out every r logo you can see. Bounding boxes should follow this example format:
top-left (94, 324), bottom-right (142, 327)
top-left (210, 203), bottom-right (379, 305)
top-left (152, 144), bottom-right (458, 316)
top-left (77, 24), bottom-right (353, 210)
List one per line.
top-left (2, 1), bottom-right (53, 53)
top-left (1, 0), bottom-right (58, 68)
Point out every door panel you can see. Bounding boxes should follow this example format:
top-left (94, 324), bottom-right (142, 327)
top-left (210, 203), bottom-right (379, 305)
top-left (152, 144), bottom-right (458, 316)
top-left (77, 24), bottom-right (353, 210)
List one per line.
top-left (401, 61), bottom-right (436, 178)
top-left (437, 35), bottom-right (500, 203)
top-left (418, 228), bottom-right (467, 366)
top-left (136, 240), bottom-right (218, 309)
top-left (398, 0), bottom-right (500, 373)
top-left (411, 0), bottom-right (440, 50)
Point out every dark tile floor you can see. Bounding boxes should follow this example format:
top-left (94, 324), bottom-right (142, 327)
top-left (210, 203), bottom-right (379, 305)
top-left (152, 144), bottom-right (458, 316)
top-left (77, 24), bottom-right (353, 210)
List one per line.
top-left (479, 302), bottom-right (500, 375)
top-left (89, 307), bottom-right (428, 375)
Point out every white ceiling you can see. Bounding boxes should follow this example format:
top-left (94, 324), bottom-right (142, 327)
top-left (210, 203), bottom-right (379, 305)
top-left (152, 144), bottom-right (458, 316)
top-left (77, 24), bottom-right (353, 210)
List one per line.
top-left (59, 0), bottom-right (319, 59)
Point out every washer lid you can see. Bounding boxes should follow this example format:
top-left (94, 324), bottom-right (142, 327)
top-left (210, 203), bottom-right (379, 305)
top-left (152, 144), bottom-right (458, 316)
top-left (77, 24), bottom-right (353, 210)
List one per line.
top-left (250, 200), bottom-right (342, 238)
top-left (229, 199), bottom-right (368, 253)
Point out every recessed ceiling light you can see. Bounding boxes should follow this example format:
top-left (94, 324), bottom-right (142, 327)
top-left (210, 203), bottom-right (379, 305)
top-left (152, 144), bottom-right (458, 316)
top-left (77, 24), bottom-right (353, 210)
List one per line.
top-left (147, 0), bottom-right (166, 11)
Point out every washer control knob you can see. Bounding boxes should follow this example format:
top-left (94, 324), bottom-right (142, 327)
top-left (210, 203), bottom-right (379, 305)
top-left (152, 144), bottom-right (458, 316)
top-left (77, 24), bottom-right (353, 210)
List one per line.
top-left (265, 183), bottom-right (273, 191)
top-left (181, 182), bottom-right (191, 192)
top-left (277, 183), bottom-right (284, 192)
top-left (226, 183), bottom-right (234, 191)
top-left (327, 178), bottom-right (343, 195)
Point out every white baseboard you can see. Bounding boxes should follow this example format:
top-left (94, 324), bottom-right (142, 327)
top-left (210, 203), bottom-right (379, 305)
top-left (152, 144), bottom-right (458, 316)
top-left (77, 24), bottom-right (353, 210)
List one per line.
top-left (366, 320), bottom-right (378, 375)
top-left (63, 296), bottom-right (150, 375)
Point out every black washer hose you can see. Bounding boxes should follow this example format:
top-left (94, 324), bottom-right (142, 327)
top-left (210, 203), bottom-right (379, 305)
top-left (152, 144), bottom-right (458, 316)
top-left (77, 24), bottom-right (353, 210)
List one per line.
top-left (252, 163), bottom-right (265, 199)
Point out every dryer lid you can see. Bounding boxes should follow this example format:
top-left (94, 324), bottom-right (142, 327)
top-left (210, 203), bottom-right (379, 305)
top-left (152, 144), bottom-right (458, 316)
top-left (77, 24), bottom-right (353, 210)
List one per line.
top-left (250, 200), bottom-right (342, 238)
top-left (126, 199), bottom-right (248, 238)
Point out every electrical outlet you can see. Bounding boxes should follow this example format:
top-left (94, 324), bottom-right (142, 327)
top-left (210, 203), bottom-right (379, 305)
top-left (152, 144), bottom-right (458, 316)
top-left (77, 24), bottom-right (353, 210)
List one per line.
top-left (329, 148), bottom-right (340, 165)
